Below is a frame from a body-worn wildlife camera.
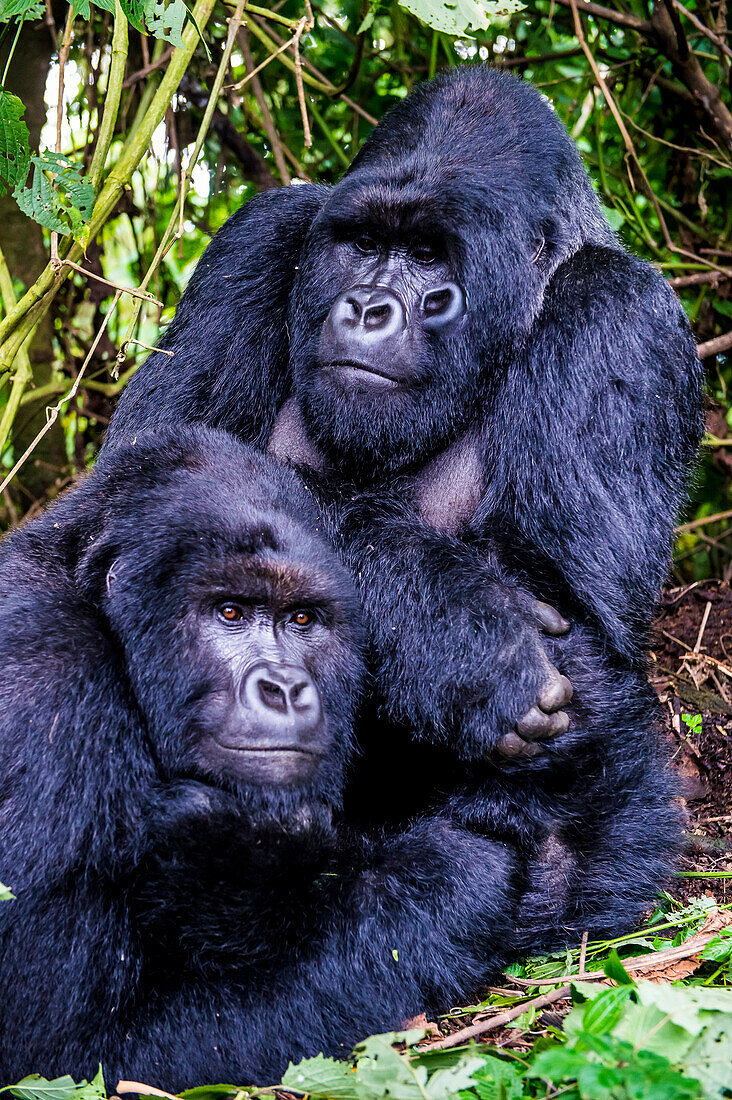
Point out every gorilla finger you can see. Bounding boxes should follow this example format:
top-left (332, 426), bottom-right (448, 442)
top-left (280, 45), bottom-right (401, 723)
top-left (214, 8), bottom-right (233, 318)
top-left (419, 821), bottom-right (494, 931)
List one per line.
top-left (516, 705), bottom-right (569, 741)
top-left (496, 732), bottom-right (542, 758)
top-left (539, 673), bottom-right (573, 713)
top-left (533, 600), bottom-right (570, 636)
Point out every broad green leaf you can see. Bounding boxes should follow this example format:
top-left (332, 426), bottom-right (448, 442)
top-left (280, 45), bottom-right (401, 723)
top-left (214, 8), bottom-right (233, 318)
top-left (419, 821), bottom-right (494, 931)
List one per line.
top-left (0, 880), bottom-right (14, 900)
top-left (180, 1088), bottom-right (240, 1100)
top-left (13, 152), bottom-right (94, 241)
top-left (396, 0), bottom-right (524, 37)
top-left (0, 0), bottom-right (44, 20)
top-left (0, 90), bottom-right (30, 195)
top-left (602, 948), bottom-right (634, 986)
top-left (282, 1054), bottom-right (364, 1100)
top-left (144, 0), bottom-right (188, 47)
top-left (464, 1058), bottom-right (525, 1100)
top-left (2, 1067), bottom-right (105, 1100)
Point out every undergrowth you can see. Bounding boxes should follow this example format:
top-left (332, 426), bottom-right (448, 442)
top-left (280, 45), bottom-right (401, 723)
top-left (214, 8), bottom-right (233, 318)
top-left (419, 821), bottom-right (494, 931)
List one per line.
top-left (3, 895), bottom-right (732, 1100)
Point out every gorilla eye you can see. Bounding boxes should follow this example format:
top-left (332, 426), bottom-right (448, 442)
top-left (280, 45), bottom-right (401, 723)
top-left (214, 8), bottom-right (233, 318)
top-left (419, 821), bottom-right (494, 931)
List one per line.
top-left (291, 609), bottom-right (313, 628)
top-left (354, 235), bottom-right (378, 255)
top-left (413, 243), bottom-right (437, 264)
top-left (218, 603), bottom-right (244, 623)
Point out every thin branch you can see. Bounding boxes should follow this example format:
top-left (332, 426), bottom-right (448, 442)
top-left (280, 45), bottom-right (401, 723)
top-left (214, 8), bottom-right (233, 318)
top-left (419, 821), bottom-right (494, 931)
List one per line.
top-left (0, 292), bottom-right (122, 496)
top-left (674, 0), bottom-right (732, 60)
top-left (697, 330), bottom-right (732, 358)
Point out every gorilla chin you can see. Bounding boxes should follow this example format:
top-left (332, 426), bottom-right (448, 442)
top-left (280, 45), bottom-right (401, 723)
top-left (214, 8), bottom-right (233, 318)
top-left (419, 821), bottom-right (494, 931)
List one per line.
top-left (199, 739), bottom-right (330, 786)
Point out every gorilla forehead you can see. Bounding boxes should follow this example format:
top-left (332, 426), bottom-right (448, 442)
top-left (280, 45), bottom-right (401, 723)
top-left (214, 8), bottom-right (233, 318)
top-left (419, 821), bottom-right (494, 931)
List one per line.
top-left (349, 66), bottom-right (582, 184)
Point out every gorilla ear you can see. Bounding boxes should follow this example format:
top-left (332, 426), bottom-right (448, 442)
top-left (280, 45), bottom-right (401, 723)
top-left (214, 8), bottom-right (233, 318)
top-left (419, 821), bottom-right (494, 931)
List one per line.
top-left (75, 529), bottom-right (122, 603)
top-left (532, 219), bottom-right (559, 275)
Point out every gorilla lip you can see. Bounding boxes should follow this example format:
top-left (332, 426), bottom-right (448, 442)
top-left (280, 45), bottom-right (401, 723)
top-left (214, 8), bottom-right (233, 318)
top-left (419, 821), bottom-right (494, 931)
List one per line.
top-left (327, 359), bottom-right (401, 387)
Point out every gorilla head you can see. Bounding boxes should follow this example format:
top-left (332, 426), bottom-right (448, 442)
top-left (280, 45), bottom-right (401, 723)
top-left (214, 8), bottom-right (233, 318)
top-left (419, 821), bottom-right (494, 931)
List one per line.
top-left (287, 66), bottom-right (616, 475)
top-left (77, 429), bottom-right (365, 816)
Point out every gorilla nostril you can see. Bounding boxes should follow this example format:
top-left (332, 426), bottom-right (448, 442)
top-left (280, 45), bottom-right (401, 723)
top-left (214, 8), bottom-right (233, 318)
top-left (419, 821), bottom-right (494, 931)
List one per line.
top-left (363, 303), bottom-right (392, 330)
top-left (423, 288), bottom-right (451, 316)
top-left (258, 679), bottom-right (288, 713)
top-left (344, 295), bottom-right (363, 322)
top-left (421, 282), bottom-right (465, 327)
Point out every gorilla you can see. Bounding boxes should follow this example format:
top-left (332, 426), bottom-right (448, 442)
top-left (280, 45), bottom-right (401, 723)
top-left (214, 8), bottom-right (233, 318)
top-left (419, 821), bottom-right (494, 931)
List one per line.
top-left (105, 67), bottom-right (702, 941)
top-left (0, 427), bottom-right (519, 1089)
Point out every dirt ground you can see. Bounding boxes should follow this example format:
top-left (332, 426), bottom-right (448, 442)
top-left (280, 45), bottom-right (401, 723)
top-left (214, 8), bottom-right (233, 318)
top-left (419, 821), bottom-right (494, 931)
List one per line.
top-left (652, 580), bottom-right (732, 903)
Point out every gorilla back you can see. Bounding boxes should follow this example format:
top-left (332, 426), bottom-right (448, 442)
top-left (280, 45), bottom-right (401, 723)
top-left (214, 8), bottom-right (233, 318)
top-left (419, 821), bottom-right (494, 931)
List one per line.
top-left (0, 428), bottom-right (519, 1089)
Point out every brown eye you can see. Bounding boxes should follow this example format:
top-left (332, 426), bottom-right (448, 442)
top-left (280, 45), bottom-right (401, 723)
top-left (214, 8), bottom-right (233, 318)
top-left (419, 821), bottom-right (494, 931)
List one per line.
top-left (413, 243), bottom-right (437, 264)
top-left (219, 603), bottom-right (244, 623)
top-left (354, 235), bottom-right (377, 254)
top-left (292, 610), bottom-right (312, 627)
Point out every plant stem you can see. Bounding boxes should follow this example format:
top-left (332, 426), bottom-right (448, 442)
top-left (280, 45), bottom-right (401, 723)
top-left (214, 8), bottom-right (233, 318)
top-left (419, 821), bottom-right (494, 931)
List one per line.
top-left (88, 0), bottom-right (129, 191)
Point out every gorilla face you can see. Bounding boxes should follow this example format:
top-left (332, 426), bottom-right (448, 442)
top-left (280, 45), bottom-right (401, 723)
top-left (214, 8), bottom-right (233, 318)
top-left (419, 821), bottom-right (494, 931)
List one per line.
top-left (79, 440), bottom-right (364, 806)
top-left (289, 191), bottom-right (479, 475)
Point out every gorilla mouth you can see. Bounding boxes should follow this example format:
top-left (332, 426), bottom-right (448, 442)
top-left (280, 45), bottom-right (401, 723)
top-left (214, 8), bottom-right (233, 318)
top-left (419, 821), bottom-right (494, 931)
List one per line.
top-left (327, 360), bottom-right (402, 387)
top-left (215, 743), bottom-right (326, 758)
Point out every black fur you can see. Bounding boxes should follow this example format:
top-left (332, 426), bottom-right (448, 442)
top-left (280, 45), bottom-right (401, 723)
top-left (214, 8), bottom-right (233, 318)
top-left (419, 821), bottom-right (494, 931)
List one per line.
top-left (0, 428), bottom-right (519, 1088)
top-left (106, 68), bottom-right (703, 943)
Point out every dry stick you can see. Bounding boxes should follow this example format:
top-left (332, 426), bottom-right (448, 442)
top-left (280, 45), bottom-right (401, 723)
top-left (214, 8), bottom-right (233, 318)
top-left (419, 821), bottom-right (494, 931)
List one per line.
top-left (121, 46), bottom-right (173, 89)
top-left (424, 986), bottom-right (572, 1051)
top-left (60, 259), bottom-right (162, 304)
top-left (0, 292), bottom-right (122, 496)
top-left (293, 0), bottom-right (314, 148)
top-left (676, 506), bottom-right (732, 533)
top-left (694, 599), bottom-right (713, 652)
top-left (428, 925), bottom-right (729, 1050)
top-left (239, 28), bottom-right (291, 183)
top-left (698, 330), bottom-right (732, 358)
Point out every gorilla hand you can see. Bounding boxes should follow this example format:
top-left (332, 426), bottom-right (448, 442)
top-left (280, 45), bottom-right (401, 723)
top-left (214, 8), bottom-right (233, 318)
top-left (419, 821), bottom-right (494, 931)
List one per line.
top-left (496, 600), bottom-right (572, 760)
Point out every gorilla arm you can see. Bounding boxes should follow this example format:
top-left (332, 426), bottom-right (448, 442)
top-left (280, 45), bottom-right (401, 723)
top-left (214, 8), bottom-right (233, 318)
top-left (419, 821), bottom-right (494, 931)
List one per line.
top-left (112, 817), bottom-right (520, 1089)
top-left (106, 185), bottom-right (328, 448)
top-left (475, 245), bottom-right (704, 659)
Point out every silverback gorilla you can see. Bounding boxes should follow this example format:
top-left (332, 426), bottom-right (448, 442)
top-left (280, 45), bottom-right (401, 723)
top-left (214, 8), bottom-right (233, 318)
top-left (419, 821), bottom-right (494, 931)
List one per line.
top-left (106, 68), bottom-right (703, 942)
top-left (0, 428), bottom-right (518, 1088)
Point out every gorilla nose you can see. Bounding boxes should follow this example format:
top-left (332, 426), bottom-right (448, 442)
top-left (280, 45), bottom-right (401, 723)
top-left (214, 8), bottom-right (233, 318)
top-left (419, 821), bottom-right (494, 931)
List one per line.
top-left (420, 282), bottom-right (465, 329)
top-left (329, 287), bottom-right (405, 344)
top-left (243, 661), bottom-right (323, 739)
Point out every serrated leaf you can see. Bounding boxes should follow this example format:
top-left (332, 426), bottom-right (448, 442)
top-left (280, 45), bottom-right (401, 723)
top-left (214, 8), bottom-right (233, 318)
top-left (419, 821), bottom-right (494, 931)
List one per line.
top-left (13, 151), bottom-right (94, 240)
top-left (1, 1067), bottom-right (105, 1100)
top-left (0, 0), bottom-right (45, 20)
top-left (282, 1053), bottom-right (363, 1100)
top-left (396, 0), bottom-right (524, 36)
top-left (0, 90), bottom-right (30, 195)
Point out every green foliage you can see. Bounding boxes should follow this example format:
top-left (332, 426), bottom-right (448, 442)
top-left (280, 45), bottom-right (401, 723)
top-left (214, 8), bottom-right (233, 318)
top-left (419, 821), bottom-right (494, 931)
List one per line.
top-left (13, 152), bottom-right (94, 241)
top-left (0, 91), bottom-right (29, 195)
top-left (681, 714), bottom-right (703, 737)
top-left (396, 0), bottom-right (524, 36)
top-left (0, 880), bottom-right (14, 900)
top-left (0, 1068), bottom-right (105, 1100)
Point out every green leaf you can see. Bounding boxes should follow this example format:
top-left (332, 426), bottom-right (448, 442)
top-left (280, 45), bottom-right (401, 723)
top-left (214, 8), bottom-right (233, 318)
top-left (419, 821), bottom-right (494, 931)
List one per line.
top-left (357, 9), bottom-right (374, 31)
top-left (602, 948), bottom-right (635, 986)
top-left (143, 0), bottom-right (188, 47)
top-left (1, 1067), bottom-right (106, 1100)
top-left (0, 90), bottom-right (30, 195)
top-left (700, 927), bottom-right (732, 963)
top-left (0, 880), bottom-right (14, 900)
top-left (282, 1054), bottom-right (364, 1100)
top-left (0, 0), bottom-right (44, 20)
top-left (396, 0), bottom-right (524, 37)
top-left (13, 151), bottom-right (94, 240)
top-left (681, 712), bottom-right (703, 736)
top-left (180, 1088), bottom-right (240, 1100)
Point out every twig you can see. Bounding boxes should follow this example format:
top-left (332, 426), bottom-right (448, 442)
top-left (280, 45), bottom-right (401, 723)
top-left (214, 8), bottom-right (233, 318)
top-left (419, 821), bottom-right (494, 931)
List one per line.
top-left (57, 260), bottom-right (162, 305)
top-left (674, 0), bottom-right (732, 60)
top-left (0, 292), bottom-right (122, 496)
top-left (676, 507), bottom-right (732, 533)
top-left (697, 331), bottom-right (732, 359)
top-left (424, 986), bottom-right (572, 1050)
top-left (578, 930), bottom-right (589, 977)
top-left (121, 46), bottom-right (173, 89)
top-left (694, 600), bottom-right (713, 652)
